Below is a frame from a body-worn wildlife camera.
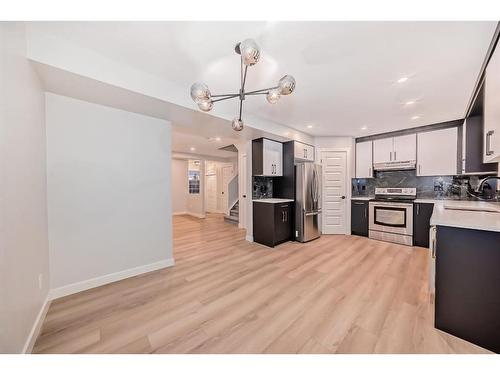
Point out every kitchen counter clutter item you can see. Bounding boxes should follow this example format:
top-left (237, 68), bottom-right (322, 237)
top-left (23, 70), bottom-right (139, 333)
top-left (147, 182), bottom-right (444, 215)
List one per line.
top-left (252, 198), bottom-right (294, 204)
top-left (430, 200), bottom-right (500, 232)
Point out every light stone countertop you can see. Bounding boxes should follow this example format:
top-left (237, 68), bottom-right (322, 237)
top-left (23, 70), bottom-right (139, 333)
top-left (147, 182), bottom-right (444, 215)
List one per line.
top-left (430, 200), bottom-right (500, 233)
top-left (351, 196), bottom-right (374, 201)
top-left (252, 198), bottom-right (295, 204)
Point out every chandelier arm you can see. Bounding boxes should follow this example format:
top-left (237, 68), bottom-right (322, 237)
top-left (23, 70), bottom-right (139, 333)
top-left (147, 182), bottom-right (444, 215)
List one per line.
top-left (212, 93), bottom-right (240, 98)
top-left (245, 91), bottom-right (269, 96)
top-left (245, 86), bottom-right (279, 95)
top-left (211, 95), bottom-right (239, 103)
top-left (242, 65), bottom-right (248, 92)
top-left (238, 98), bottom-right (243, 121)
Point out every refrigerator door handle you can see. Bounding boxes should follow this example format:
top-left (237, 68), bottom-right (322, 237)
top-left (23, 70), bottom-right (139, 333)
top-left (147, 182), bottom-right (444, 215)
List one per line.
top-left (305, 210), bottom-right (322, 216)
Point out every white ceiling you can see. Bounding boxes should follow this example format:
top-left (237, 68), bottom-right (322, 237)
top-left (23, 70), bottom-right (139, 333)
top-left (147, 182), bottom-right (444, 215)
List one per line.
top-left (30, 21), bottom-right (497, 137)
top-left (171, 129), bottom-right (238, 159)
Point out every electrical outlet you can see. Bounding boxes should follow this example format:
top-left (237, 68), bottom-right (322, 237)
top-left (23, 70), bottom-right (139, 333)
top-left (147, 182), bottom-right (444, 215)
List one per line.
top-left (38, 274), bottom-right (43, 290)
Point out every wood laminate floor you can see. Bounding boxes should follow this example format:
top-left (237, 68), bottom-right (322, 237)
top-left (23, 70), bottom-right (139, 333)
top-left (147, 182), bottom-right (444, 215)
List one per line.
top-left (33, 214), bottom-right (491, 354)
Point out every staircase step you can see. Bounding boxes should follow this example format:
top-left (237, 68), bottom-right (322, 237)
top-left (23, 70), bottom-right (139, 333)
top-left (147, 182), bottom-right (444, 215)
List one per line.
top-left (224, 214), bottom-right (239, 224)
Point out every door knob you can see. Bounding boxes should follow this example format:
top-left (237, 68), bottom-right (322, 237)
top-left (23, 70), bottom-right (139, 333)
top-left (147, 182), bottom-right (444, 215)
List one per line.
top-left (341, 196), bottom-right (346, 199)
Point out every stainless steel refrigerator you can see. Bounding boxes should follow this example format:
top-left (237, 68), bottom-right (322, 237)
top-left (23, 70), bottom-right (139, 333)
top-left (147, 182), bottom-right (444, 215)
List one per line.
top-left (295, 163), bottom-right (322, 242)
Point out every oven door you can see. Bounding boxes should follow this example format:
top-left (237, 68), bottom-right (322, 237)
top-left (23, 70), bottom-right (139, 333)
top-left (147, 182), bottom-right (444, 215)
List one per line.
top-left (369, 202), bottom-right (413, 236)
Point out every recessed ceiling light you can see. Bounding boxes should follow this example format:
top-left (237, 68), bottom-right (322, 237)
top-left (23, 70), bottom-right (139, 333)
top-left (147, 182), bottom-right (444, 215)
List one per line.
top-left (284, 131), bottom-right (290, 136)
top-left (361, 126), bottom-right (368, 131)
top-left (190, 147), bottom-right (196, 151)
top-left (307, 125), bottom-right (313, 129)
top-left (405, 100), bottom-right (416, 105)
top-left (397, 76), bottom-right (409, 83)
top-left (411, 115), bottom-right (420, 120)
top-left (215, 137), bottom-right (221, 141)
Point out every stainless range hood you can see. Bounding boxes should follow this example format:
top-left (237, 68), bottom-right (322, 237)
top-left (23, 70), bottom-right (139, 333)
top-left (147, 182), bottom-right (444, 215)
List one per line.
top-left (373, 160), bottom-right (416, 171)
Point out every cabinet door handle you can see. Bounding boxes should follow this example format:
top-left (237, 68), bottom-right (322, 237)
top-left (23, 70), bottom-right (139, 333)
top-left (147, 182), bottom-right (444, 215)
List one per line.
top-left (416, 203), bottom-right (419, 215)
top-left (431, 227), bottom-right (437, 258)
top-left (285, 211), bottom-right (288, 222)
top-left (394, 151), bottom-right (397, 160)
top-left (486, 130), bottom-right (494, 156)
top-left (282, 211), bottom-right (285, 222)
top-left (390, 151), bottom-right (392, 161)
top-left (368, 167), bottom-right (372, 177)
top-left (418, 164), bottom-right (422, 175)
top-left (364, 207), bottom-right (367, 218)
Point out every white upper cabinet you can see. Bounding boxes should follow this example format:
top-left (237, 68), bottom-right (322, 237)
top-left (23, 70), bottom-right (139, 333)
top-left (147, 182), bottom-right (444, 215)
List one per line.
top-left (373, 137), bottom-right (394, 164)
top-left (393, 134), bottom-right (416, 162)
top-left (417, 127), bottom-right (458, 176)
top-left (294, 141), bottom-right (315, 161)
top-left (373, 134), bottom-right (416, 165)
top-left (355, 141), bottom-right (373, 178)
top-left (483, 43), bottom-right (500, 163)
top-left (262, 139), bottom-right (283, 176)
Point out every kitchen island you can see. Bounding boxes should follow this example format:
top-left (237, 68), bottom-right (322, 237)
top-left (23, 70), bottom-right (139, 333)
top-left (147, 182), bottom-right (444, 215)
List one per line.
top-left (429, 200), bottom-right (500, 353)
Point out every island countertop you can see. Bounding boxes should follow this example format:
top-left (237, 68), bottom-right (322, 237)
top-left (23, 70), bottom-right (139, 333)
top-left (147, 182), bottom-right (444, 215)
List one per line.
top-left (430, 200), bottom-right (500, 233)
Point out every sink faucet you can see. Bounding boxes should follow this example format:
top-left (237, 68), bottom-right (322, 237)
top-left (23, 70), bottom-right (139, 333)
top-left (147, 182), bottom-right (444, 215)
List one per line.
top-left (468, 176), bottom-right (500, 200)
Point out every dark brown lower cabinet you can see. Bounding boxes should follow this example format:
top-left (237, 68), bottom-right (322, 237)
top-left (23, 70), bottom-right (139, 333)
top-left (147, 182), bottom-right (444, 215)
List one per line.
top-left (351, 200), bottom-right (368, 237)
top-left (435, 225), bottom-right (500, 353)
top-left (413, 202), bottom-right (434, 247)
top-left (253, 201), bottom-right (292, 247)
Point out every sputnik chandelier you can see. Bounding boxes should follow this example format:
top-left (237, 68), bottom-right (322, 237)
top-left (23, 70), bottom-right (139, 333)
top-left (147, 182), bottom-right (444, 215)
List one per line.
top-left (190, 38), bottom-right (296, 131)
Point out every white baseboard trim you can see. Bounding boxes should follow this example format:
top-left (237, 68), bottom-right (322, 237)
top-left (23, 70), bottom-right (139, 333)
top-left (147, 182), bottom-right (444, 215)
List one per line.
top-left (187, 212), bottom-right (205, 219)
top-left (22, 294), bottom-right (51, 354)
top-left (48, 258), bottom-right (175, 301)
top-left (173, 211), bottom-right (187, 216)
top-left (245, 235), bottom-right (254, 242)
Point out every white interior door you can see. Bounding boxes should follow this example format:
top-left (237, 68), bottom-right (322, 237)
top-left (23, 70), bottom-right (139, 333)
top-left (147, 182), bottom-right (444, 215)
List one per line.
top-left (205, 174), bottom-right (217, 213)
top-left (320, 150), bottom-right (347, 234)
top-left (240, 153), bottom-right (247, 228)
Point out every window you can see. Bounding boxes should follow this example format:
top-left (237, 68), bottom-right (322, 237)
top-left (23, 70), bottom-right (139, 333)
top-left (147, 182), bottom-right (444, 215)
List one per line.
top-left (188, 160), bottom-right (201, 194)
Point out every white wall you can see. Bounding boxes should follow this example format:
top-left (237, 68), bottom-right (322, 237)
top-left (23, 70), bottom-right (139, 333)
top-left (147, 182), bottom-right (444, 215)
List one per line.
top-left (45, 93), bottom-right (173, 295)
top-left (171, 159), bottom-right (188, 214)
top-left (0, 23), bottom-right (50, 353)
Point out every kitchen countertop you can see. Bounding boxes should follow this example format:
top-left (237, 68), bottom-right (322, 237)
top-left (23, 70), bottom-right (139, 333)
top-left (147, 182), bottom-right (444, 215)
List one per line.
top-left (351, 196), bottom-right (374, 201)
top-left (430, 200), bottom-right (500, 233)
top-left (252, 198), bottom-right (295, 204)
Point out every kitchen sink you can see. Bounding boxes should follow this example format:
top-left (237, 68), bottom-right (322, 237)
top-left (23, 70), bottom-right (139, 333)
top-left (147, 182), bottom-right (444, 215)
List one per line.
top-left (443, 203), bottom-right (500, 213)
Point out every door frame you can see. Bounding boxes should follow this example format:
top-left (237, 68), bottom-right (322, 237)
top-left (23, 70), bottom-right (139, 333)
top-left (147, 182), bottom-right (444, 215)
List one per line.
top-left (317, 147), bottom-right (352, 235)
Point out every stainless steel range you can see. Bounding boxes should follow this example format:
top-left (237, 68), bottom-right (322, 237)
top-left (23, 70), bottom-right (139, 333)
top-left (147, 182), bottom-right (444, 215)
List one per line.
top-left (368, 187), bottom-right (416, 246)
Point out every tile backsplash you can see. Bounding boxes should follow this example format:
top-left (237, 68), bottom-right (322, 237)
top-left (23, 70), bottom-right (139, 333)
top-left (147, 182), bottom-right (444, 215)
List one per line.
top-left (352, 170), bottom-right (497, 200)
top-left (253, 177), bottom-right (273, 199)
